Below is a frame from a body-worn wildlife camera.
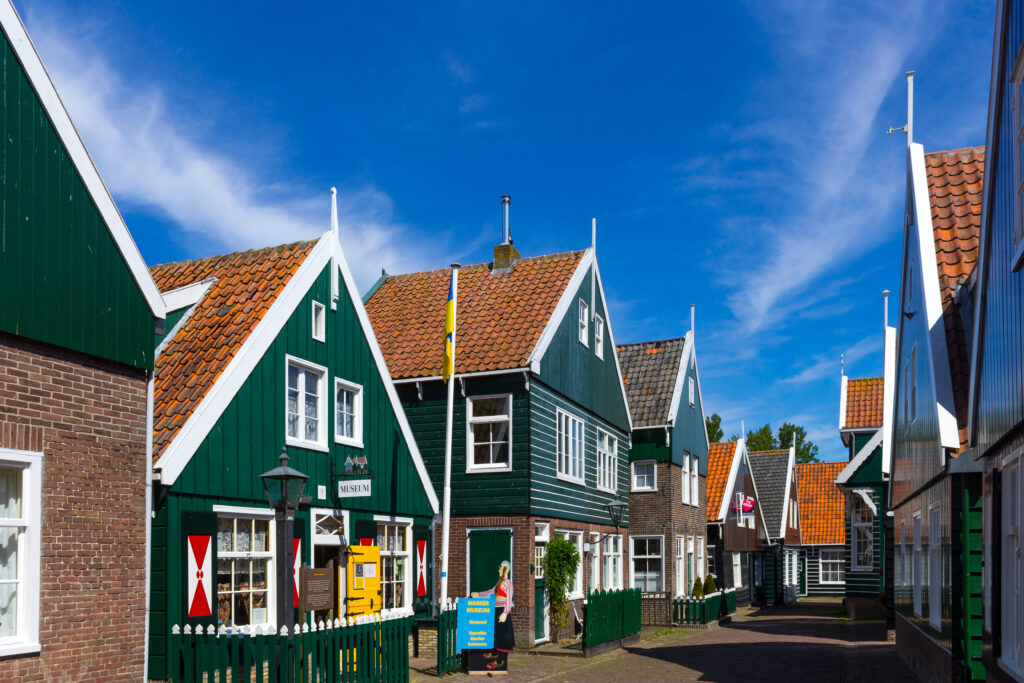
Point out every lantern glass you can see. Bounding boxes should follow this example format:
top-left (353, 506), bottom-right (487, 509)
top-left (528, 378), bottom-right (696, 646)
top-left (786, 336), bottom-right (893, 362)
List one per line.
top-left (259, 448), bottom-right (309, 511)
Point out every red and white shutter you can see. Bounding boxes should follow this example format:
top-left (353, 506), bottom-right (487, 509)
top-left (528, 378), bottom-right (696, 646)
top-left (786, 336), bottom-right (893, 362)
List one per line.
top-left (186, 533), bottom-right (213, 618)
top-left (416, 539), bottom-right (427, 596)
top-left (293, 537), bottom-right (302, 607)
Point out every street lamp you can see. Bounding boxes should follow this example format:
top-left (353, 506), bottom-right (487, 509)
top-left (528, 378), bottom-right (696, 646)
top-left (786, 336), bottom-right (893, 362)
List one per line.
top-left (605, 500), bottom-right (627, 532)
top-left (260, 447), bottom-right (308, 633)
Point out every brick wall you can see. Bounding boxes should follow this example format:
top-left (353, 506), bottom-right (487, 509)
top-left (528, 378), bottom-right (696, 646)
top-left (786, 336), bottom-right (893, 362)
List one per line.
top-left (628, 462), bottom-right (707, 596)
top-left (0, 333), bottom-right (148, 681)
top-left (433, 514), bottom-right (627, 647)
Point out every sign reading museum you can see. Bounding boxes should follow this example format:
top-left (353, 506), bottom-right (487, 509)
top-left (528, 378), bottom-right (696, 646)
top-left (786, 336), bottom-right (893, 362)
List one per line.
top-left (337, 479), bottom-right (371, 498)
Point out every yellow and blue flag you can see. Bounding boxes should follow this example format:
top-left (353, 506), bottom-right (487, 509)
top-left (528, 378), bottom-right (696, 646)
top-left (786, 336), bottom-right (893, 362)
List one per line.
top-left (442, 269), bottom-right (457, 382)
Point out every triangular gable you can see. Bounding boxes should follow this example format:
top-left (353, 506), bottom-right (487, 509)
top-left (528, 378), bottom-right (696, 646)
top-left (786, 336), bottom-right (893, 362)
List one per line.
top-left (153, 232), bottom-right (439, 512)
top-left (777, 447), bottom-right (796, 540)
top-left (836, 427), bottom-right (883, 486)
top-left (669, 333), bottom-right (711, 451)
top-left (0, 0), bottom-right (164, 318)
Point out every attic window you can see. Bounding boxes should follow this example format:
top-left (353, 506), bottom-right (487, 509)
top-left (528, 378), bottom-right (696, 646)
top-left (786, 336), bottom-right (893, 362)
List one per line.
top-left (688, 377), bottom-right (695, 406)
top-left (312, 301), bottom-right (326, 342)
top-left (594, 314), bottom-right (605, 359)
top-left (578, 299), bottom-right (589, 347)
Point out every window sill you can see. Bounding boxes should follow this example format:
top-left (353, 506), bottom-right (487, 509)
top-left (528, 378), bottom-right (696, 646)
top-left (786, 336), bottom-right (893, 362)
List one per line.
top-left (466, 464), bottom-right (513, 474)
top-left (557, 473), bottom-right (587, 487)
top-left (0, 642), bottom-right (40, 658)
top-left (286, 437), bottom-right (329, 453)
top-left (596, 485), bottom-right (616, 495)
top-left (334, 436), bottom-right (364, 449)
top-left (631, 487), bottom-right (656, 493)
top-left (568, 592), bottom-right (584, 601)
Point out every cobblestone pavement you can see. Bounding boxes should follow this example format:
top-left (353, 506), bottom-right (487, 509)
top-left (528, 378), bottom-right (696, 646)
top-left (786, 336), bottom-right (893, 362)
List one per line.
top-left (412, 600), bottom-right (917, 682)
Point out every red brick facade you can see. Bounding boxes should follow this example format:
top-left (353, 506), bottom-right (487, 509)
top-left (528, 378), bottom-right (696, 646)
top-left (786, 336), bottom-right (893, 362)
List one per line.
top-left (0, 333), bottom-right (148, 681)
top-left (628, 462), bottom-right (707, 598)
top-left (434, 514), bottom-right (628, 647)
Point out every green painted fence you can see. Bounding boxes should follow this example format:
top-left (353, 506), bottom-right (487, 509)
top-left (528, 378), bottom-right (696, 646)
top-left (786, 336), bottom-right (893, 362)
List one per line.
top-left (168, 609), bottom-right (412, 683)
top-left (437, 600), bottom-right (460, 677)
top-left (673, 588), bottom-right (735, 625)
top-left (583, 588), bottom-right (641, 649)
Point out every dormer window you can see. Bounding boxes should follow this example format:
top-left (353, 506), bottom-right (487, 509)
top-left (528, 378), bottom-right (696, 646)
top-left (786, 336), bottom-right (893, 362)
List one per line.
top-left (578, 299), bottom-right (589, 347)
top-left (594, 314), bottom-right (605, 359)
top-left (311, 301), bottom-right (325, 342)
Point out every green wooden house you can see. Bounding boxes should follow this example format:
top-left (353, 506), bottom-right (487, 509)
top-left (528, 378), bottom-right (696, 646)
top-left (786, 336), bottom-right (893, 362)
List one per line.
top-left (795, 462), bottom-right (846, 598)
top-left (145, 217), bottom-right (439, 679)
top-left (365, 208), bottom-right (632, 646)
top-left (890, 135), bottom-right (984, 681)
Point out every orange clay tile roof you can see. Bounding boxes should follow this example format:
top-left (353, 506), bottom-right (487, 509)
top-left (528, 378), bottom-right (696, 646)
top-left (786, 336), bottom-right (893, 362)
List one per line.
top-left (364, 251), bottom-right (585, 379)
top-left (706, 441), bottom-right (738, 522)
top-left (150, 240), bottom-right (316, 461)
top-left (795, 462), bottom-right (846, 546)
top-left (925, 146), bottom-right (984, 450)
top-left (844, 377), bottom-right (883, 429)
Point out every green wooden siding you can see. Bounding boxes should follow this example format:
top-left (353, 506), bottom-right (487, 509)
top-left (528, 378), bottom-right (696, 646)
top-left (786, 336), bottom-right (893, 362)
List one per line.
top-left (628, 429), bottom-right (669, 463)
top-left (846, 441), bottom-right (884, 486)
top-left (536, 264), bottom-right (630, 432)
top-left (845, 485), bottom-right (885, 597)
top-left (398, 375), bottom-right (531, 516)
top-left (952, 473), bottom-right (984, 681)
top-left (528, 381), bottom-right (630, 524)
top-left (0, 29), bottom-right (154, 369)
top-left (670, 348), bottom-right (708, 474)
top-left (800, 546), bottom-right (846, 597)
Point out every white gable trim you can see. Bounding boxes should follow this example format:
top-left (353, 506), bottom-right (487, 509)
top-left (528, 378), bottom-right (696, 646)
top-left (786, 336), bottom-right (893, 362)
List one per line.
top-left (716, 440), bottom-right (743, 522)
top-left (908, 144), bottom-right (960, 450)
top-left (839, 375), bottom-right (848, 430)
top-left (666, 334), bottom-right (692, 427)
top-left (881, 325), bottom-right (896, 474)
top-left (154, 280), bottom-right (214, 361)
top-left (778, 447), bottom-right (796, 539)
top-left (330, 236), bottom-right (440, 513)
top-left (835, 427), bottom-right (883, 486)
top-left (162, 278), bottom-right (216, 312)
top-left (592, 258), bottom-right (633, 433)
top-left (154, 237), bottom-right (333, 484)
top-left (0, 1), bottom-right (165, 318)
top-left (744, 445), bottom-right (773, 536)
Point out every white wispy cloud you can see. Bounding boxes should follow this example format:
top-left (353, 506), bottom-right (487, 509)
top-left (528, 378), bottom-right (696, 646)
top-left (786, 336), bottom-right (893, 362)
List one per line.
top-left (26, 14), bottom-right (439, 289)
top-left (779, 334), bottom-right (882, 385)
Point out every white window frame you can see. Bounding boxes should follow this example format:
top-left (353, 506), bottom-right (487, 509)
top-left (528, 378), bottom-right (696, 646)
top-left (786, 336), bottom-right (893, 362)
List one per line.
top-left (374, 516), bottom-right (413, 611)
top-left (557, 530), bottom-right (585, 599)
top-left (686, 537), bottom-right (695, 591)
top-left (631, 460), bottom-right (656, 492)
top-left (556, 409), bottom-right (585, 484)
top-left (589, 533), bottom-right (601, 595)
top-left (0, 449), bottom-right (42, 657)
top-left (1001, 452), bottom-right (1023, 676)
top-left (213, 505), bottom-right (276, 629)
top-left (681, 455), bottom-right (690, 504)
top-left (285, 355), bottom-right (328, 452)
top-left (819, 549), bottom-right (845, 585)
top-left (333, 377), bottom-right (364, 448)
top-left (690, 455), bottom-right (699, 507)
top-left (1011, 55), bottom-right (1024, 271)
top-left (732, 553), bottom-right (742, 588)
top-left (928, 502), bottom-right (942, 630)
top-left (631, 535), bottom-right (664, 592)
top-left (602, 534), bottom-right (622, 590)
top-left (688, 376), bottom-right (695, 406)
top-left (913, 511), bottom-right (923, 617)
top-left (851, 495), bottom-right (874, 571)
top-left (466, 394), bottom-right (513, 472)
top-left (675, 535), bottom-right (686, 597)
top-left (697, 537), bottom-right (705, 580)
top-left (594, 314), bottom-right (605, 359)
top-left (578, 299), bottom-right (589, 347)
top-left (311, 300), bottom-right (326, 342)
top-left (596, 429), bottom-right (617, 493)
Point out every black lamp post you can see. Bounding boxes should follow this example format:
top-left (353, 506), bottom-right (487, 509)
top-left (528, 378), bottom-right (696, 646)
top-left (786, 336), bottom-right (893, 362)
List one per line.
top-left (605, 500), bottom-right (627, 534)
top-left (260, 447), bottom-right (308, 634)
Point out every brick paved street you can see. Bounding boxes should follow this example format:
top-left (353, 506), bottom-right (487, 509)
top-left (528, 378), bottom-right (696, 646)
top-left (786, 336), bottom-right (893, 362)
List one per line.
top-left (413, 601), bottom-right (917, 682)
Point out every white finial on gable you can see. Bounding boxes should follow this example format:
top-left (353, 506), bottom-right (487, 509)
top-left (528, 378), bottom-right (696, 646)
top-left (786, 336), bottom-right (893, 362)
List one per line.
top-left (590, 218), bottom-right (597, 321)
top-left (330, 187), bottom-right (339, 310)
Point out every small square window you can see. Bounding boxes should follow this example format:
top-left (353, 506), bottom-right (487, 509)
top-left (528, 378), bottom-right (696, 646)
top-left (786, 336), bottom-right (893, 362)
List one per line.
top-left (334, 378), bottom-right (363, 448)
top-left (594, 315), bottom-right (605, 359)
top-left (631, 461), bottom-right (656, 492)
top-left (311, 301), bottom-right (326, 342)
top-left (467, 395), bottom-right (512, 471)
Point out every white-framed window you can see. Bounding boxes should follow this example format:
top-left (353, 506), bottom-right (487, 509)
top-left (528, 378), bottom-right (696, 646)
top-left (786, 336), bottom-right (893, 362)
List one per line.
top-left (631, 461), bottom-right (656, 492)
top-left (334, 378), bottom-right (363, 448)
top-left (928, 503), bottom-right (941, 630)
top-left (910, 346), bottom-right (917, 422)
top-left (286, 356), bottom-right (328, 450)
top-left (688, 376), bottom-right (695, 406)
top-left (819, 549), bottom-right (844, 584)
top-left (735, 492), bottom-right (746, 527)
top-left (732, 553), bottom-right (742, 588)
top-left (1010, 56), bottom-right (1024, 270)
top-left (216, 509), bottom-right (274, 628)
top-left (851, 495), bottom-right (874, 571)
top-left (681, 456), bottom-right (691, 504)
top-left (690, 455), bottom-right (699, 507)
top-left (0, 450), bottom-right (41, 657)
top-left (697, 537), bottom-right (705, 580)
top-left (578, 299), bottom-right (589, 347)
top-left (377, 520), bottom-right (412, 610)
top-left (467, 395), bottom-right (512, 471)
top-left (913, 511), bottom-right (923, 617)
top-left (594, 314), bottom-right (604, 359)
top-left (311, 509), bottom-right (348, 546)
top-left (602, 534), bottom-right (622, 590)
top-left (311, 300), bottom-right (326, 342)
top-left (631, 536), bottom-right (663, 592)
top-left (1001, 454), bottom-right (1023, 675)
top-left (596, 429), bottom-right (617, 493)
top-left (589, 533), bottom-right (601, 594)
top-left (675, 536), bottom-right (686, 596)
top-left (791, 550), bottom-right (798, 585)
top-left (556, 409), bottom-right (585, 484)
top-left (558, 530), bottom-right (584, 598)
top-left (686, 537), bottom-right (695, 590)
top-left (534, 522), bottom-right (549, 580)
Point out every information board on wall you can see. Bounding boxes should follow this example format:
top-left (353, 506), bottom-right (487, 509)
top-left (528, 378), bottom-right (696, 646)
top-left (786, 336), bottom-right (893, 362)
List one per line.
top-left (300, 567), bottom-right (334, 612)
top-left (456, 595), bottom-right (494, 652)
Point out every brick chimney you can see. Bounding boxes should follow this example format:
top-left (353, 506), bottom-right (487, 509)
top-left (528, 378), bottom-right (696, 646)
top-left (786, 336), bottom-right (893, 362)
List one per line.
top-left (493, 195), bottom-right (520, 272)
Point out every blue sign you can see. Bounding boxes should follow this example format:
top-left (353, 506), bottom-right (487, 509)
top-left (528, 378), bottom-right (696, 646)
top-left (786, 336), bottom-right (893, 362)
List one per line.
top-left (456, 595), bottom-right (494, 652)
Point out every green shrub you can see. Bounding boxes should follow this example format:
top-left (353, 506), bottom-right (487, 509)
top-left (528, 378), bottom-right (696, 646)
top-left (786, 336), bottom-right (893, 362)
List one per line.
top-left (703, 574), bottom-right (717, 594)
top-left (690, 577), bottom-right (704, 598)
top-left (541, 537), bottom-right (580, 641)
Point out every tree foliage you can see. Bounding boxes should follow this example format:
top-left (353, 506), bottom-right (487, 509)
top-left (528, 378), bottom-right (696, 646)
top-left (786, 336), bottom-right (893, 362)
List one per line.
top-left (541, 537), bottom-right (580, 640)
top-left (745, 423), bottom-right (777, 451)
top-left (744, 422), bottom-right (820, 463)
top-left (703, 573), bottom-right (717, 595)
top-left (705, 413), bottom-right (724, 443)
top-left (690, 577), bottom-right (704, 598)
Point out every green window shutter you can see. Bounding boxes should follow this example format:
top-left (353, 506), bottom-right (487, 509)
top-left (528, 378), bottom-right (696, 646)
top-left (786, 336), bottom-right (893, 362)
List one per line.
top-left (181, 511), bottom-right (218, 628)
top-left (413, 525), bottom-right (431, 614)
top-left (468, 530), bottom-right (512, 594)
top-left (293, 522), bottom-right (306, 609)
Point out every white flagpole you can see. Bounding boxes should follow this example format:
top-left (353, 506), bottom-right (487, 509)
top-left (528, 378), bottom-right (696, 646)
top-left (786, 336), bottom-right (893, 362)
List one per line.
top-left (440, 265), bottom-right (459, 606)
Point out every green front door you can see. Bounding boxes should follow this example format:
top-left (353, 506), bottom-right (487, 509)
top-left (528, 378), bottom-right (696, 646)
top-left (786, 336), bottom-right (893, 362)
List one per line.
top-left (468, 529), bottom-right (512, 594)
top-left (799, 556), bottom-right (807, 596)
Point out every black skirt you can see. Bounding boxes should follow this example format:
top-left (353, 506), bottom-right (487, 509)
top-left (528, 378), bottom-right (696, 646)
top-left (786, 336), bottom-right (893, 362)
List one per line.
top-left (494, 614), bottom-right (515, 652)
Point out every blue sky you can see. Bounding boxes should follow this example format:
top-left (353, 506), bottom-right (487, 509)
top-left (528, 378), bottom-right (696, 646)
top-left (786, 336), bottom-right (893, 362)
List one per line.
top-left (18, 0), bottom-right (994, 460)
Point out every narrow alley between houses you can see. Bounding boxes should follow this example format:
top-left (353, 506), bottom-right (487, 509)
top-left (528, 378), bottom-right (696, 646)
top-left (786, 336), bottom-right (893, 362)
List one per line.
top-left (413, 601), bottom-right (915, 683)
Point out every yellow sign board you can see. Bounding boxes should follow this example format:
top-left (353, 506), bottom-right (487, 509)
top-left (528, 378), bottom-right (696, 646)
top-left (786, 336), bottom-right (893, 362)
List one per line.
top-left (346, 545), bottom-right (381, 617)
